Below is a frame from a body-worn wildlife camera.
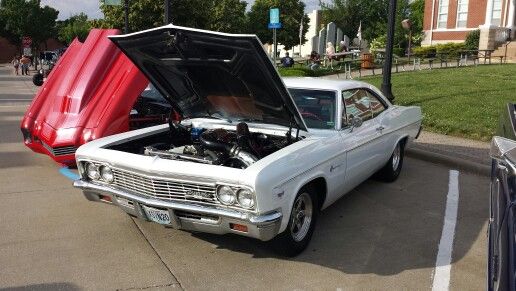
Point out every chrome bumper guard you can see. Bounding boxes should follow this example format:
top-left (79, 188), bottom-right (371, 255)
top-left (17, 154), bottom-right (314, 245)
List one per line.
top-left (73, 180), bottom-right (282, 241)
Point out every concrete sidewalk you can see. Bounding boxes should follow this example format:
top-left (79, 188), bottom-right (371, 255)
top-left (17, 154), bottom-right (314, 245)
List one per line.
top-left (0, 63), bottom-right (38, 105)
top-left (409, 131), bottom-right (490, 175)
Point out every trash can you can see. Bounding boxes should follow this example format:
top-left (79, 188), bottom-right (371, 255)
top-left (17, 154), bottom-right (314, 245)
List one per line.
top-left (361, 53), bottom-right (374, 69)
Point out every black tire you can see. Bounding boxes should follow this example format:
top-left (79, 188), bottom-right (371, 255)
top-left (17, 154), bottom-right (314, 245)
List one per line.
top-left (32, 73), bottom-right (43, 86)
top-left (271, 187), bottom-right (319, 257)
top-left (376, 140), bottom-right (405, 182)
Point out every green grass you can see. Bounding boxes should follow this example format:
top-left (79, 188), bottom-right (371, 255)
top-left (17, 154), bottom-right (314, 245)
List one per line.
top-left (357, 65), bottom-right (516, 141)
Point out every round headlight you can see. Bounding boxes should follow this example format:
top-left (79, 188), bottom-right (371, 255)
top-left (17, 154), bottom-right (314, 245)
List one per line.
top-left (237, 189), bottom-right (255, 209)
top-left (86, 162), bottom-right (100, 180)
top-left (217, 185), bottom-right (236, 205)
top-left (100, 166), bottom-right (114, 183)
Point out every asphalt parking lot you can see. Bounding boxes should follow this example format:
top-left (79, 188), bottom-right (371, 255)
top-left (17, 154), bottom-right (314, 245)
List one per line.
top-left (0, 68), bottom-right (488, 290)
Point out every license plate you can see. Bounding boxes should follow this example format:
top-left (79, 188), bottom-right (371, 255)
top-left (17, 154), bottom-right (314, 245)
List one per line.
top-left (142, 206), bottom-right (171, 225)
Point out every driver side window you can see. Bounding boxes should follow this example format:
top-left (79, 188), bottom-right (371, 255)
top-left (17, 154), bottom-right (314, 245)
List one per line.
top-left (341, 89), bottom-right (386, 127)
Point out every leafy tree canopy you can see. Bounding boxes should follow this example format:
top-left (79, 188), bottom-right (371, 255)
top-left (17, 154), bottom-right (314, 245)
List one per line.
top-left (0, 0), bottom-right (58, 47)
top-left (321, 0), bottom-right (423, 48)
top-left (247, 0), bottom-right (309, 50)
top-left (98, 0), bottom-right (249, 34)
top-left (57, 13), bottom-right (91, 44)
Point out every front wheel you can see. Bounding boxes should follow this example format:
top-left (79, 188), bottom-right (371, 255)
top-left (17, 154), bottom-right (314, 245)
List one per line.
top-left (271, 188), bottom-right (318, 257)
top-left (375, 140), bottom-right (405, 182)
top-left (32, 73), bottom-right (43, 86)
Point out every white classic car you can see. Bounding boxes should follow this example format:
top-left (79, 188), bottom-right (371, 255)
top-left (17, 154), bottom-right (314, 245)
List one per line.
top-left (73, 25), bottom-right (422, 256)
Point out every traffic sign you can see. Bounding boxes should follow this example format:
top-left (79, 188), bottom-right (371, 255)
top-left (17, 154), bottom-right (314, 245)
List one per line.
top-left (268, 23), bottom-right (282, 29)
top-left (269, 8), bottom-right (280, 24)
top-left (22, 36), bottom-right (32, 48)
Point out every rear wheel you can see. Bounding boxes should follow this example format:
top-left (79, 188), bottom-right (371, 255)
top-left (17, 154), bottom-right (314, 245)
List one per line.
top-left (272, 188), bottom-right (318, 257)
top-left (376, 140), bottom-right (405, 182)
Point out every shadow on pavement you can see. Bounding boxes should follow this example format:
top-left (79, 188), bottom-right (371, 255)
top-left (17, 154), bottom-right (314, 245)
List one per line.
top-left (190, 159), bottom-right (487, 276)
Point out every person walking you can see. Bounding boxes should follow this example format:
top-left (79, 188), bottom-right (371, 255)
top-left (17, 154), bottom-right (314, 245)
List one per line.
top-left (11, 56), bottom-right (20, 75)
top-left (20, 55), bottom-right (30, 75)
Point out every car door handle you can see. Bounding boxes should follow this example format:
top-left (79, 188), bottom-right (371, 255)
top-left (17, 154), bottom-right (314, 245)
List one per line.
top-left (376, 126), bottom-right (385, 131)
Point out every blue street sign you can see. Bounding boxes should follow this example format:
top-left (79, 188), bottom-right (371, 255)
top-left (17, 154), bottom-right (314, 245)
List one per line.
top-left (270, 8), bottom-right (280, 24)
top-left (268, 23), bottom-right (282, 29)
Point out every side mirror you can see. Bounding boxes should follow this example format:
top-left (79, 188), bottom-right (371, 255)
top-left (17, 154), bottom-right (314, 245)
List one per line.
top-left (349, 117), bottom-right (363, 132)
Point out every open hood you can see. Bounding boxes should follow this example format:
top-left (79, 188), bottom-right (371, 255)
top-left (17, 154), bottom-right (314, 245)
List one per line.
top-left (109, 25), bottom-right (307, 131)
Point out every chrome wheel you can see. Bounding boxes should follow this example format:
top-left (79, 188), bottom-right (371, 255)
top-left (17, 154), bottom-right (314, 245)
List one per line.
top-left (392, 143), bottom-right (401, 171)
top-left (290, 192), bottom-right (313, 242)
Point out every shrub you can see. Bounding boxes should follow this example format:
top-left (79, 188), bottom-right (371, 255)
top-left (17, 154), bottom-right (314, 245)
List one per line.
top-left (464, 29), bottom-right (480, 50)
top-left (393, 47), bottom-right (405, 57)
top-left (277, 68), bottom-right (312, 77)
top-left (413, 46), bottom-right (436, 58)
top-left (370, 35), bottom-right (387, 52)
top-left (436, 42), bottom-right (465, 58)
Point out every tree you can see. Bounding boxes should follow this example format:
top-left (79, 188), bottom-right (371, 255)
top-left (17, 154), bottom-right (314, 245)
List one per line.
top-left (321, 0), bottom-right (388, 44)
top-left (209, 0), bottom-right (248, 33)
top-left (100, 0), bottom-right (163, 32)
top-left (0, 0), bottom-right (58, 51)
top-left (57, 13), bottom-right (91, 44)
top-left (321, 0), bottom-right (422, 49)
top-left (98, 0), bottom-right (250, 33)
top-left (247, 0), bottom-right (309, 50)
top-left (409, 0), bottom-right (425, 45)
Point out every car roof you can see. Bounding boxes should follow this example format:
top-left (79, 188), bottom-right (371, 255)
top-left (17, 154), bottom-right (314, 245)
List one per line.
top-left (282, 77), bottom-right (370, 92)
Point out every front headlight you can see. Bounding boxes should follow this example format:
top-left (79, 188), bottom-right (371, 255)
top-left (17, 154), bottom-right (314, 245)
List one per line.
top-left (99, 165), bottom-right (114, 183)
top-left (85, 162), bottom-right (100, 180)
top-left (217, 185), bottom-right (236, 205)
top-left (237, 189), bottom-right (255, 209)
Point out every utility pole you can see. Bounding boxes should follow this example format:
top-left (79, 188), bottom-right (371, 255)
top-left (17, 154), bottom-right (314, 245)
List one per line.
top-left (381, 0), bottom-right (397, 102)
top-left (124, 0), bottom-right (129, 34)
top-left (164, 0), bottom-right (172, 24)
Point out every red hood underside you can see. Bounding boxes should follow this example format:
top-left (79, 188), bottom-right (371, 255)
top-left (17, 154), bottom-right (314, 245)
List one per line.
top-left (21, 28), bottom-right (149, 163)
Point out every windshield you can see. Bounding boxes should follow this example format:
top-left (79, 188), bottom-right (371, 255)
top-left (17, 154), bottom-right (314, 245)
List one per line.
top-left (289, 88), bottom-right (337, 129)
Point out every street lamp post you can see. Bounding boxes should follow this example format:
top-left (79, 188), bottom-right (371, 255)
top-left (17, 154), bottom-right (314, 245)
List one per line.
top-left (381, 0), bottom-right (397, 102)
top-left (124, 0), bottom-right (129, 34)
top-left (164, 0), bottom-right (172, 24)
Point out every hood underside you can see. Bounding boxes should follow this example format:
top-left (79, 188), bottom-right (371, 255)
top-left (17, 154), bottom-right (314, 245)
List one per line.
top-left (109, 25), bottom-right (307, 131)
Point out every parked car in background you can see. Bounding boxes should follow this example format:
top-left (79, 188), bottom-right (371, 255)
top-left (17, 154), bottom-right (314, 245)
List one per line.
top-left (21, 29), bottom-right (171, 166)
top-left (73, 25), bottom-right (422, 256)
top-left (488, 103), bottom-right (516, 291)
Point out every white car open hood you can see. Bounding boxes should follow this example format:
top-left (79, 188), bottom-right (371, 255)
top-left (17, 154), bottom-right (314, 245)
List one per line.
top-left (109, 25), bottom-right (307, 131)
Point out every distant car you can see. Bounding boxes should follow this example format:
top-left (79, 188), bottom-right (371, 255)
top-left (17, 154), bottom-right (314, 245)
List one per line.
top-left (73, 25), bottom-right (422, 256)
top-left (21, 29), bottom-right (171, 166)
top-left (488, 103), bottom-right (516, 291)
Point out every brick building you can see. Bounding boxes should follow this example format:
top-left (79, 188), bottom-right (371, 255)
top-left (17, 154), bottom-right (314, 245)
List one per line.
top-left (422, 0), bottom-right (515, 50)
top-left (0, 37), bottom-right (63, 63)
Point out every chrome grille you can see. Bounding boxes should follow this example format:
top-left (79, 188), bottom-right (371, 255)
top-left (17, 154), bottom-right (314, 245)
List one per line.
top-left (112, 168), bottom-right (219, 205)
top-left (52, 146), bottom-right (77, 156)
top-left (41, 141), bottom-right (76, 156)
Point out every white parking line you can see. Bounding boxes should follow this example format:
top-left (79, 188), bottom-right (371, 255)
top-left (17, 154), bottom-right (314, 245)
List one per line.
top-left (432, 170), bottom-right (460, 291)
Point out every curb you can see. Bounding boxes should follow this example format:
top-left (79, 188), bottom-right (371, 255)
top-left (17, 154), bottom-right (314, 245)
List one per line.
top-left (406, 147), bottom-right (490, 176)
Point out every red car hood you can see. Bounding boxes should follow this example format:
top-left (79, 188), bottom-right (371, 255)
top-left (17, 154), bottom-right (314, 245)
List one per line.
top-left (22, 29), bottom-right (149, 148)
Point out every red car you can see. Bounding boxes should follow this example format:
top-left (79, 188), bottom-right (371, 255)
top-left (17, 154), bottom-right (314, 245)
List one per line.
top-left (21, 29), bottom-right (171, 166)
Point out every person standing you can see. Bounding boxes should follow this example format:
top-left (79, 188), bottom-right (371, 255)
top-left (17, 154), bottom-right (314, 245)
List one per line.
top-left (11, 56), bottom-right (20, 75)
top-left (20, 55), bottom-right (30, 75)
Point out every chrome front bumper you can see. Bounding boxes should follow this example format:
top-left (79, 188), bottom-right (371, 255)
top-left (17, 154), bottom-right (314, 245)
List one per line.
top-left (73, 180), bottom-right (282, 241)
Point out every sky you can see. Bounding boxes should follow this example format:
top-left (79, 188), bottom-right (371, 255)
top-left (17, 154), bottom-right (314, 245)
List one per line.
top-left (40, 0), bottom-right (322, 21)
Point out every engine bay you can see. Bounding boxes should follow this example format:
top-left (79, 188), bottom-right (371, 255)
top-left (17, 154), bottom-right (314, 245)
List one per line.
top-left (110, 121), bottom-right (299, 169)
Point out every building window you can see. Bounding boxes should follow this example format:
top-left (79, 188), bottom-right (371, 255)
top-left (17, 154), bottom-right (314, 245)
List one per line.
top-left (492, 0), bottom-right (502, 26)
top-left (437, 0), bottom-right (449, 29)
top-left (456, 0), bottom-right (469, 28)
